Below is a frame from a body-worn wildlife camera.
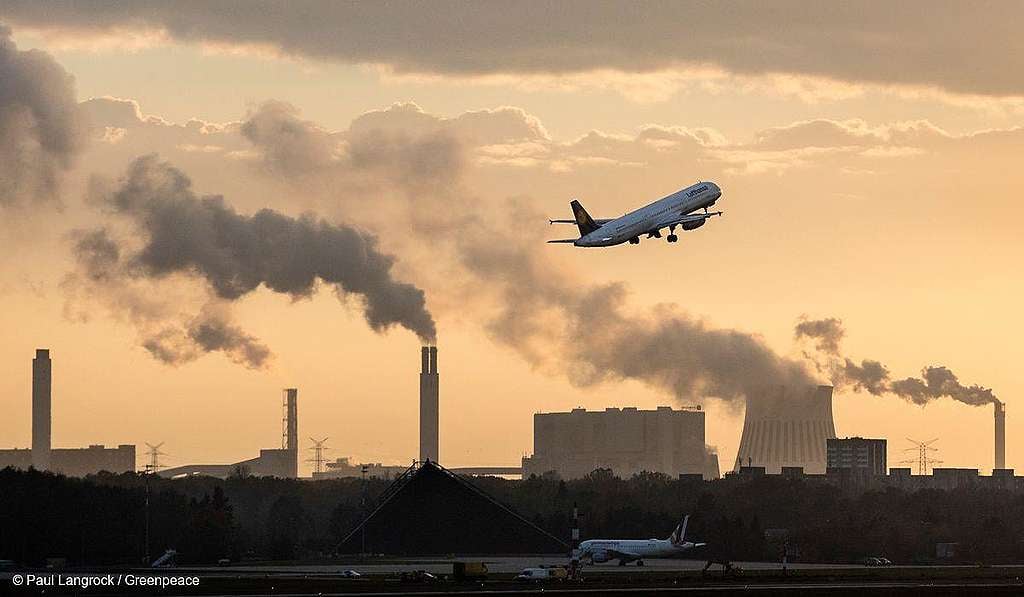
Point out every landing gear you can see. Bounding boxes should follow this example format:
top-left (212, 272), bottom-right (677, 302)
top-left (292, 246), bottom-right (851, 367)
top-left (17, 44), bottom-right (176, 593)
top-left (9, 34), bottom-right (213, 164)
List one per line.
top-left (628, 237), bottom-right (640, 245)
top-left (636, 560), bottom-right (645, 567)
top-left (618, 559), bottom-right (627, 566)
top-left (666, 234), bottom-right (678, 243)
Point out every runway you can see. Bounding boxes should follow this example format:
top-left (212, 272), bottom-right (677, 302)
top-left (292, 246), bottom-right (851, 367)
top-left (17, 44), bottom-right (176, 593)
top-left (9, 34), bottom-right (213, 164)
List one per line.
top-left (190, 556), bottom-right (861, 575)
top-left (6, 559), bottom-right (1024, 595)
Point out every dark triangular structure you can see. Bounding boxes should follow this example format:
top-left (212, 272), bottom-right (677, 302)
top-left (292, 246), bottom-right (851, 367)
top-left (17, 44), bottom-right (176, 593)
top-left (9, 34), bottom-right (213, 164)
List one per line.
top-left (339, 460), bottom-right (567, 555)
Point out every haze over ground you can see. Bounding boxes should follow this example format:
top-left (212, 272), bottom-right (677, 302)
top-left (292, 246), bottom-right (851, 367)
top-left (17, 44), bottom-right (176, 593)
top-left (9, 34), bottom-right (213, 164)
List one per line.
top-left (0, 3), bottom-right (1020, 476)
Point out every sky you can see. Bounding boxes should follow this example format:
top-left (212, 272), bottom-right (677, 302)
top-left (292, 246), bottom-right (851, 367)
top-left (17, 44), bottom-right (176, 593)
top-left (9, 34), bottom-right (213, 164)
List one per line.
top-left (0, 2), bottom-right (1021, 476)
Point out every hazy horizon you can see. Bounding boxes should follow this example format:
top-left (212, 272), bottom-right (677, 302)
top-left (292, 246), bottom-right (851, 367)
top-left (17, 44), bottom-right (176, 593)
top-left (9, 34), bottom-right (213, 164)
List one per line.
top-left (1, 3), bottom-right (1020, 477)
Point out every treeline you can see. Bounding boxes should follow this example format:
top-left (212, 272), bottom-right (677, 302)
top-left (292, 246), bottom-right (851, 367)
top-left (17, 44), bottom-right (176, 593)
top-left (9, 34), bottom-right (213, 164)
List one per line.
top-left (2, 467), bottom-right (1022, 565)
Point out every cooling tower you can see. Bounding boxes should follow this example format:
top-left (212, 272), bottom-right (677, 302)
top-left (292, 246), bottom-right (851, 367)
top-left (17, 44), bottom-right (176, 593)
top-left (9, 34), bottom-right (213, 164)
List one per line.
top-left (734, 385), bottom-right (836, 474)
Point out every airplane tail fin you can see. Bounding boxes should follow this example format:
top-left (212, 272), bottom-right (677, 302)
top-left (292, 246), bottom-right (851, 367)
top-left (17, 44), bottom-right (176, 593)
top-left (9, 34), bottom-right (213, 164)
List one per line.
top-left (669, 515), bottom-right (689, 545)
top-left (570, 200), bottom-right (599, 236)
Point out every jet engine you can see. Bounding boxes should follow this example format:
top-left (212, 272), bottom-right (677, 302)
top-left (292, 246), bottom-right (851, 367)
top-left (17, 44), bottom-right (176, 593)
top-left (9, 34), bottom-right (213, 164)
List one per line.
top-left (681, 219), bottom-right (706, 231)
top-left (590, 551), bottom-right (610, 563)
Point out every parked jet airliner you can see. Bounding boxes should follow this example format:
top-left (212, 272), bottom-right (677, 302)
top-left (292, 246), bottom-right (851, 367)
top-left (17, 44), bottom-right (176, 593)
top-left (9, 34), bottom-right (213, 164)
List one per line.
top-left (577, 515), bottom-right (706, 566)
top-left (548, 182), bottom-right (722, 247)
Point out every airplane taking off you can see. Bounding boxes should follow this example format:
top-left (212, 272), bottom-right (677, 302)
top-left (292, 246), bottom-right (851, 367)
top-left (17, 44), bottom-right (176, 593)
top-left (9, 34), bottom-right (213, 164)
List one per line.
top-left (548, 181), bottom-right (722, 247)
top-left (577, 515), bottom-right (706, 566)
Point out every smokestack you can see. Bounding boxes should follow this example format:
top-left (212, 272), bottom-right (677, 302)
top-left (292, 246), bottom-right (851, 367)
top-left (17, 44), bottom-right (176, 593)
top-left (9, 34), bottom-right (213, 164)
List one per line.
top-left (419, 346), bottom-right (439, 463)
top-left (995, 400), bottom-right (1006, 470)
top-left (32, 349), bottom-right (51, 471)
top-left (283, 388), bottom-right (298, 478)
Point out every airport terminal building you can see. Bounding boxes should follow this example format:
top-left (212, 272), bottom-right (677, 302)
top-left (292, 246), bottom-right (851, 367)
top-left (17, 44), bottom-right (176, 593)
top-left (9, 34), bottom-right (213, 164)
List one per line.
top-left (522, 406), bottom-right (720, 480)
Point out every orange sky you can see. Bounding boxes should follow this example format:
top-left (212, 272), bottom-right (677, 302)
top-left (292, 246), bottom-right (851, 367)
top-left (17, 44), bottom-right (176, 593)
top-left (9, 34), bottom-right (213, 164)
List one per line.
top-left (0, 5), bottom-right (1021, 476)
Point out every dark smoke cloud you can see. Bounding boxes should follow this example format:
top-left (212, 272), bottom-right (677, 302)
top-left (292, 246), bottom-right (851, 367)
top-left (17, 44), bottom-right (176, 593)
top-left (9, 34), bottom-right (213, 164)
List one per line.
top-left (0, 25), bottom-right (84, 207)
top-left (794, 316), bottom-right (844, 356)
top-left (567, 288), bottom-right (817, 403)
top-left (890, 366), bottom-right (997, 407)
top-left (102, 155), bottom-right (436, 341)
top-left (2, 2), bottom-right (1022, 97)
top-left (796, 317), bottom-right (998, 406)
top-left (67, 154), bottom-right (434, 368)
top-left (150, 306), bottom-right (271, 368)
top-left (68, 227), bottom-right (273, 369)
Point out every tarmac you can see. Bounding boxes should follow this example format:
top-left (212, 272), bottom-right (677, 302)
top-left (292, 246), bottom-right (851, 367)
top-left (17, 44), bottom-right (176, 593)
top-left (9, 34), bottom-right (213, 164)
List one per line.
top-left (6, 558), bottom-right (1024, 596)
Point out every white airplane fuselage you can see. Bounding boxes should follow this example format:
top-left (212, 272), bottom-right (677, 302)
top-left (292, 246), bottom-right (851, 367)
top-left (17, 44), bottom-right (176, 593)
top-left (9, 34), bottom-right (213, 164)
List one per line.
top-left (578, 538), bottom-right (702, 564)
top-left (575, 181), bottom-right (722, 247)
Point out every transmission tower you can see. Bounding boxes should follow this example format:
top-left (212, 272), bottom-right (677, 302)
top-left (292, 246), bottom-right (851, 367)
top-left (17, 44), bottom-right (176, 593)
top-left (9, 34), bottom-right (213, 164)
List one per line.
top-left (902, 438), bottom-right (941, 475)
top-left (144, 442), bottom-right (167, 473)
top-left (307, 437), bottom-right (330, 475)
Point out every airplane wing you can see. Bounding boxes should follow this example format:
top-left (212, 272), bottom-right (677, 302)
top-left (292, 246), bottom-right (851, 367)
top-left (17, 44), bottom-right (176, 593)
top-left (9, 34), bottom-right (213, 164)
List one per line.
top-left (665, 211), bottom-right (722, 227)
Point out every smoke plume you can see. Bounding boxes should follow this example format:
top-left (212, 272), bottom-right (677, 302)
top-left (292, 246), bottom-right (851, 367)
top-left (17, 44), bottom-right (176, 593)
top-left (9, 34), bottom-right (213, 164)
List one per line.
top-left (0, 25), bottom-right (84, 207)
top-left (67, 154), bottom-right (435, 367)
top-left (66, 227), bottom-right (273, 368)
top-left (795, 317), bottom-right (998, 405)
top-left (794, 316), bottom-right (844, 356)
top-left (242, 104), bottom-right (817, 405)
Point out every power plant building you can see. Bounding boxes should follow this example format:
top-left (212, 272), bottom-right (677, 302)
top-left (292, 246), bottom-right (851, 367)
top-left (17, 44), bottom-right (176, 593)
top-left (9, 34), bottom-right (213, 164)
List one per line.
top-left (827, 437), bottom-right (887, 475)
top-left (522, 406), bottom-right (719, 479)
top-left (158, 388), bottom-right (298, 479)
top-left (0, 349), bottom-right (137, 476)
top-left (312, 457), bottom-right (410, 480)
top-left (734, 385), bottom-right (837, 474)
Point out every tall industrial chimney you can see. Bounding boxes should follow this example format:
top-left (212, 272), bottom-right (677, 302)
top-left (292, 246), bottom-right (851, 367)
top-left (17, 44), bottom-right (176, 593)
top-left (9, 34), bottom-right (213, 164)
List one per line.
top-left (994, 400), bottom-right (1006, 470)
top-left (283, 388), bottom-right (298, 451)
top-left (419, 346), bottom-right (439, 463)
top-left (32, 349), bottom-right (52, 471)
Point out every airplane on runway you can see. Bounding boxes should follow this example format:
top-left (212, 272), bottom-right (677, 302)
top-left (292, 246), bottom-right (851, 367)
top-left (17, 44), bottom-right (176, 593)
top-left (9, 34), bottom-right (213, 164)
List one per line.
top-left (577, 515), bottom-right (706, 566)
top-left (548, 182), bottom-right (722, 247)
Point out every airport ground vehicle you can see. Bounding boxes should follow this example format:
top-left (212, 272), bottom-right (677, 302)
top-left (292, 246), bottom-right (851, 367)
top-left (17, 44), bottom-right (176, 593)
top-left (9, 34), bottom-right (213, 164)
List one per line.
top-left (515, 566), bottom-right (568, 582)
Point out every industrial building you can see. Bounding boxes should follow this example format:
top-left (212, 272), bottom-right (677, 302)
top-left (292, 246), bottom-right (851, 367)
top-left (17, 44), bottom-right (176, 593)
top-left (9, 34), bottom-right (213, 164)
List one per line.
top-left (734, 385), bottom-right (837, 474)
top-left (312, 457), bottom-right (410, 480)
top-left (729, 463), bottom-right (1023, 493)
top-left (419, 346), bottom-right (439, 463)
top-left (826, 437), bottom-right (887, 475)
top-left (0, 349), bottom-right (137, 476)
top-left (158, 388), bottom-right (298, 479)
top-left (522, 406), bottom-right (719, 479)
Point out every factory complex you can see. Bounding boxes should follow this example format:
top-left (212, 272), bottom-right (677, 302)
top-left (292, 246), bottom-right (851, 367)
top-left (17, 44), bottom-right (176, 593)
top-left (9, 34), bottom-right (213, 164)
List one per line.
top-left (0, 346), bottom-right (1013, 490)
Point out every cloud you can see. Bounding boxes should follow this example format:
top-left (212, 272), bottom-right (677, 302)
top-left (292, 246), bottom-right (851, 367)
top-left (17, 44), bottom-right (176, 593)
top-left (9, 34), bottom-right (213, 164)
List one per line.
top-left (3, 2), bottom-right (1024, 98)
top-left (0, 24), bottom-right (84, 207)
